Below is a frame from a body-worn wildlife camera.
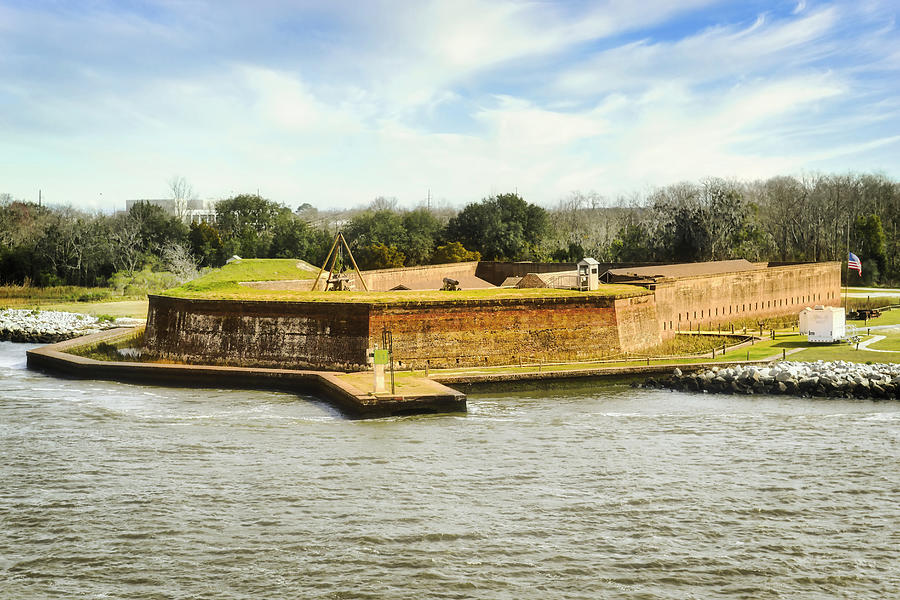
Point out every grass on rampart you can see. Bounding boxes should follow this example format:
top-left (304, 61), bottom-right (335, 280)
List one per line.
top-left (171, 258), bottom-right (318, 295)
top-left (164, 259), bottom-right (649, 302)
top-left (163, 285), bottom-right (650, 303)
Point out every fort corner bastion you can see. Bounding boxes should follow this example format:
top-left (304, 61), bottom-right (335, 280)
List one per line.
top-left (143, 259), bottom-right (841, 371)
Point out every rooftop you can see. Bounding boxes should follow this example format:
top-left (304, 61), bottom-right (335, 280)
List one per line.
top-left (602, 259), bottom-right (765, 282)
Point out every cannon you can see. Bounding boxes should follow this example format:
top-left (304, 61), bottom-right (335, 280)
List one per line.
top-left (441, 277), bottom-right (461, 291)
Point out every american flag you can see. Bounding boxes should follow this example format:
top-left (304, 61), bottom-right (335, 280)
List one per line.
top-left (848, 252), bottom-right (862, 275)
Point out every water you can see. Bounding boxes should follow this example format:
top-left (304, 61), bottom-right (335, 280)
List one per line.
top-left (2, 341), bottom-right (899, 599)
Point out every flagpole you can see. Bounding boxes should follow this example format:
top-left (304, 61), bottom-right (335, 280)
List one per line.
top-left (844, 216), bottom-right (849, 313)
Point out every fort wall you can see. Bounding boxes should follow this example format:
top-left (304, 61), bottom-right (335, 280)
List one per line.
top-left (653, 261), bottom-right (841, 336)
top-left (369, 294), bottom-right (661, 369)
top-left (145, 295), bottom-right (371, 370)
top-left (145, 292), bottom-right (662, 371)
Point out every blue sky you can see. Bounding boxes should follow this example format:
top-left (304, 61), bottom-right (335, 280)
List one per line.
top-left (1, 0), bottom-right (897, 211)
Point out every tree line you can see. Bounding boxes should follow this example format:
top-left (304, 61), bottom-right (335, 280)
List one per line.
top-left (1, 172), bottom-right (898, 290)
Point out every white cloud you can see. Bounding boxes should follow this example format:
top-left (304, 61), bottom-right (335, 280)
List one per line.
top-left (0, 0), bottom-right (897, 209)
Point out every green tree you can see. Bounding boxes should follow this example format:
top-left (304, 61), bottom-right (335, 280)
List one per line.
top-left (357, 243), bottom-right (406, 269)
top-left (446, 193), bottom-right (548, 260)
top-left (215, 194), bottom-right (284, 258)
top-left (189, 222), bottom-right (225, 267)
top-left (401, 208), bottom-right (442, 265)
top-left (609, 223), bottom-right (656, 262)
top-left (345, 210), bottom-right (406, 250)
top-left (854, 214), bottom-right (887, 279)
top-left (270, 211), bottom-right (315, 259)
top-left (430, 241), bottom-right (481, 263)
top-left (127, 201), bottom-right (189, 252)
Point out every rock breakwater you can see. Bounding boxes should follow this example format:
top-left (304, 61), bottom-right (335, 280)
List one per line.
top-left (0, 308), bottom-right (143, 343)
top-left (643, 361), bottom-right (900, 400)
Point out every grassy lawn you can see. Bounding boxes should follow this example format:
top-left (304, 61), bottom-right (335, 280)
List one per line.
top-left (21, 300), bottom-right (149, 319)
top-left (1, 285), bottom-right (148, 318)
top-left (846, 286), bottom-right (900, 293)
top-left (166, 283), bottom-right (650, 303)
top-left (845, 308), bottom-right (900, 327)
top-left (171, 258), bottom-right (318, 295)
top-left (0, 285), bottom-right (126, 305)
top-left (863, 336), bottom-right (900, 352)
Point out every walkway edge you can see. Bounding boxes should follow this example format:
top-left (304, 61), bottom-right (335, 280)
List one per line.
top-left (26, 329), bottom-right (466, 419)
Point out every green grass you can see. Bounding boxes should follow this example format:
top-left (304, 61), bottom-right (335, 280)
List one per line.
top-left (845, 308), bottom-right (900, 327)
top-left (165, 259), bottom-right (650, 303)
top-left (0, 285), bottom-right (122, 305)
top-left (863, 336), bottom-right (900, 352)
top-left (4, 300), bottom-right (149, 319)
top-left (164, 285), bottom-right (650, 303)
top-left (171, 259), bottom-right (317, 296)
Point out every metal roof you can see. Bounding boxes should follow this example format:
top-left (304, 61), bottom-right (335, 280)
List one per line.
top-left (601, 259), bottom-right (763, 280)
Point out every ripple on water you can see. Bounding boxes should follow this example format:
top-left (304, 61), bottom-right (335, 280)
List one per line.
top-left (1, 343), bottom-right (900, 598)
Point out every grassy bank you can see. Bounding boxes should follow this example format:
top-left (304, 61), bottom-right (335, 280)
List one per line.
top-left (1, 285), bottom-right (148, 319)
top-left (0, 285), bottom-right (121, 305)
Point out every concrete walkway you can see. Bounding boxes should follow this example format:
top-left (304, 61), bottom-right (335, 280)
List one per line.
top-left (26, 328), bottom-right (465, 419)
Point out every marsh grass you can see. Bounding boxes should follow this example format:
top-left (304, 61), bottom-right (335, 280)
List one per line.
top-left (0, 284), bottom-right (119, 305)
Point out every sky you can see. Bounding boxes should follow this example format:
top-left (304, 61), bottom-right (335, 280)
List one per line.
top-left (0, 0), bottom-right (898, 211)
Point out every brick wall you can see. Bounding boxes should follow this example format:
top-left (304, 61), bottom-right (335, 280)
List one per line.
top-left (145, 295), bottom-right (371, 370)
top-left (652, 262), bottom-right (841, 335)
top-left (145, 292), bottom-right (664, 371)
top-left (369, 294), bottom-right (661, 368)
top-left (615, 294), bottom-right (663, 353)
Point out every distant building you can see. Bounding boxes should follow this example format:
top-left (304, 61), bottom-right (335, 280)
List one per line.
top-left (124, 198), bottom-right (218, 225)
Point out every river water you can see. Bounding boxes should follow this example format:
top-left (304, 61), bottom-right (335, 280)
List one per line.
top-left (2, 341), bottom-right (899, 599)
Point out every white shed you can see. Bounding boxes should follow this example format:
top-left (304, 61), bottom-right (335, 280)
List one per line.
top-left (577, 257), bottom-right (600, 291)
top-left (799, 305), bottom-right (846, 343)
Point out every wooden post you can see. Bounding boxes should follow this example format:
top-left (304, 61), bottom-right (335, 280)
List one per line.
top-left (312, 232), bottom-right (342, 291)
top-left (339, 232), bottom-right (369, 292)
top-left (782, 349), bottom-right (786, 360)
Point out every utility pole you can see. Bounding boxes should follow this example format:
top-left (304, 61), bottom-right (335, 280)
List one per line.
top-left (38, 189), bottom-right (41, 206)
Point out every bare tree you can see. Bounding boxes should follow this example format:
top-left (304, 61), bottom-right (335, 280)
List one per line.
top-left (162, 242), bottom-right (200, 283)
top-left (110, 214), bottom-right (144, 276)
top-left (168, 176), bottom-right (196, 222)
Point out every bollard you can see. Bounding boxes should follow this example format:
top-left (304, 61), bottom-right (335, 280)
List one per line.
top-left (782, 349), bottom-right (786, 360)
top-left (746, 350), bottom-right (750, 361)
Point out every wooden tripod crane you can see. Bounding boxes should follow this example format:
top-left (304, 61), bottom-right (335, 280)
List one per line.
top-left (312, 231), bottom-right (369, 292)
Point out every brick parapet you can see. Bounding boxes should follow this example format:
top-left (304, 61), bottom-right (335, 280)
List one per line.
top-left (652, 261), bottom-right (841, 334)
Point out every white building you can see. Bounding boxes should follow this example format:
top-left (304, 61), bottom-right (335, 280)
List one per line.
top-left (799, 306), bottom-right (846, 343)
top-left (125, 198), bottom-right (218, 225)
